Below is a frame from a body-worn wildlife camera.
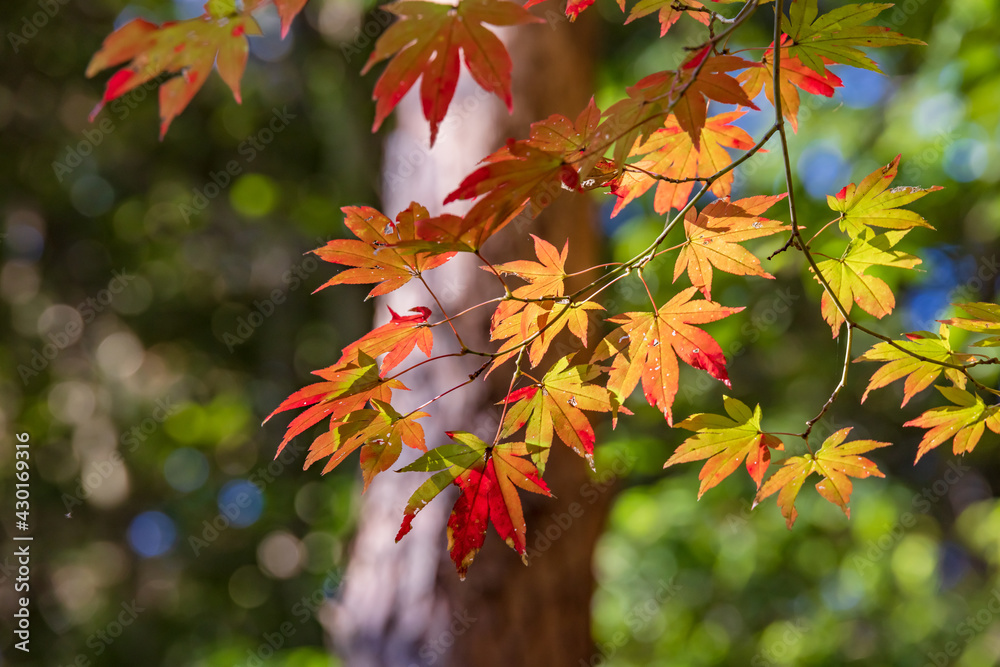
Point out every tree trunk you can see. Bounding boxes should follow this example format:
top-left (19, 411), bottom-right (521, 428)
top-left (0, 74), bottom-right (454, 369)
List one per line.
top-left (328, 7), bottom-right (609, 666)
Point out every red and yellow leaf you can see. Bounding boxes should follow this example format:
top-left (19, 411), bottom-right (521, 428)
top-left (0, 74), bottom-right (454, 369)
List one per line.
top-left (738, 46), bottom-right (842, 132)
top-left (593, 287), bottom-right (742, 424)
top-left (600, 53), bottom-right (759, 169)
top-left (448, 442), bottom-right (550, 578)
top-left (86, 7), bottom-right (262, 138)
top-left (339, 306), bottom-right (434, 376)
top-left (400, 432), bottom-right (549, 578)
top-left (444, 140), bottom-right (581, 234)
top-left (854, 325), bottom-right (969, 406)
top-left (611, 111), bottom-right (758, 217)
top-left (666, 396), bottom-right (784, 497)
top-left (904, 387), bottom-right (1000, 462)
top-left (673, 194), bottom-right (789, 299)
top-left (499, 356), bottom-right (615, 472)
top-left (264, 352), bottom-right (406, 455)
top-left (362, 0), bottom-right (542, 145)
top-left (754, 428), bottom-right (890, 528)
top-left (939, 302), bottom-right (1000, 347)
top-left (396, 431), bottom-right (488, 541)
top-left (313, 203), bottom-right (454, 299)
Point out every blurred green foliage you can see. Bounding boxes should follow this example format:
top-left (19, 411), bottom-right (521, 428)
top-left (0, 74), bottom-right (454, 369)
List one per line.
top-left (1, 0), bottom-right (999, 665)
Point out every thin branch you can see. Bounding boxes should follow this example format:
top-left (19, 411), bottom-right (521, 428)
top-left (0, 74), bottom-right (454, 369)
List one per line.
top-left (418, 274), bottom-right (468, 351)
top-left (801, 323), bottom-right (853, 445)
top-left (429, 296), bottom-right (503, 328)
top-left (403, 359), bottom-right (491, 421)
top-left (387, 352), bottom-right (468, 381)
top-left (476, 250), bottom-right (512, 296)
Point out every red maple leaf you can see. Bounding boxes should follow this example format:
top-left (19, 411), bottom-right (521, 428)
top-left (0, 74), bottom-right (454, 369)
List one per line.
top-left (362, 0), bottom-right (542, 145)
top-left (594, 287), bottom-right (742, 424)
top-left (86, 8), bottom-right (262, 138)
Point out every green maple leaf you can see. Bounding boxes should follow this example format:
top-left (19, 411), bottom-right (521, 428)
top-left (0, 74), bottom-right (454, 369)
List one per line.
top-left (827, 155), bottom-right (942, 236)
top-left (814, 230), bottom-right (921, 336)
top-left (783, 1), bottom-right (924, 76)
top-left (940, 302), bottom-right (1000, 347)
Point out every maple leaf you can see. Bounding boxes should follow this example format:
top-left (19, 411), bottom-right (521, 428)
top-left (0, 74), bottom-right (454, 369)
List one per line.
top-left (86, 4), bottom-right (262, 138)
top-left (525, 0), bottom-right (593, 21)
top-left (395, 431), bottom-right (489, 542)
top-left (611, 111), bottom-right (758, 217)
top-left (939, 302), bottom-right (1000, 347)
top-left (313, 203), bottom-right (454, 299)
top-left (755, 428), bottom-right (890, 528)
top-left (601, 53), bottom-right (760, 167)
top-left (362, 0), bottom-right (542, 145)
top-left (264, 352), bottom-right (407, 455)
top-left (665, 396), bottom-right (784, 497)
top-left (813, 230), bottom-right (921, 336)
top-left (738, 46), bottom-right (843, 132)
top-left (828, 155), bottom-right (942, 236)
top-left (904, 387), bottom-right (1000, 463)
top-left (448, 441), bottom-right (550, 578)
top-left (525, 99), bottom-right (617, 192)
top-left (396, 433), bottom-right (549, 577)
top-left (499, 356), bottom-right (615, 472)
top-left (492, 234), bottom-right (569, 301)
top-left (593, 287), bottom-right (743, 424)
top-left (782, 0), bottom-right (924, 77)
top-left (270, 0), bottom-right (309, 37)
top-left (854, 326), bottom-right (969, 407)
top-left (621, 0), bottom-right (760, 37)
top-left (303, 399), bottom-right (429, 480)
top-left (485, 236), bottom-right (601, 369)
top-left (673, 194), bottom-right (789, 299)
top-left (622, 0), bottom-right (712, 37)
top-left (490, 299), bottom-right (604, 370)
top-left (443, 140), bottom-right (581, 234)
top-left (339, 306), bottom-right (434, 376)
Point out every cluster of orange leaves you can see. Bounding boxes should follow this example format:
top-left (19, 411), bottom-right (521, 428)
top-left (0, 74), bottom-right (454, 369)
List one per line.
top-left (87, 0), bottom-right (993, 577)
